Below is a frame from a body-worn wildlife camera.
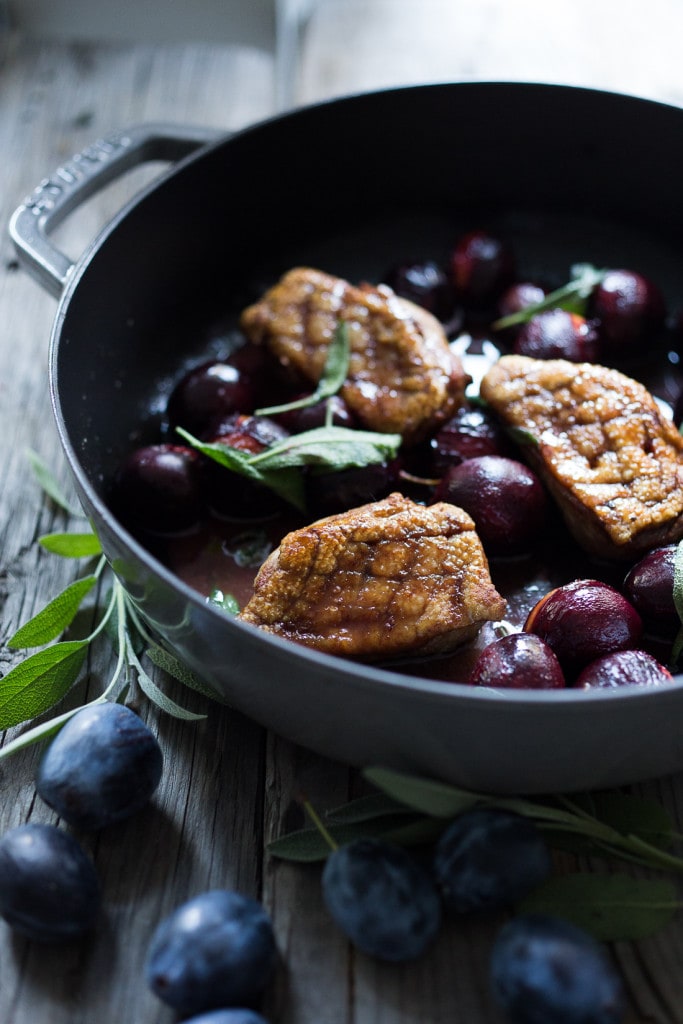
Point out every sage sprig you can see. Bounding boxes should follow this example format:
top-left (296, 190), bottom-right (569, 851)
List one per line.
top-left (491, 262), bottom-right (606, 331)
top-left (0, 456), bottom-right (215, 761)
top-left (178, 423), bottom-right (402, 512)
top-left (268, 765), bottom-right (683, 941)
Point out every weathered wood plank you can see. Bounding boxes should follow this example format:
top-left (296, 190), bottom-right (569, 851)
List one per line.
top-left (3, 18), bottom-right (683, 1024)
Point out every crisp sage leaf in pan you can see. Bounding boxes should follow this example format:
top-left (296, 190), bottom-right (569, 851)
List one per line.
top-left (255, 320), bottom-right (351, 416)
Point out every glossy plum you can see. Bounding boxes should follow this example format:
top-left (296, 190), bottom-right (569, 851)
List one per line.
top-left (432, 455), bottom-right (547, 554)
top-left (111, 443), bottom-right (203, 535)
top-left (433, 808), bottom-right (551, 913)
top-left (429, 405), bottom-right (509, 474)
top-left (513, 309), bottom-right (600, 362)
top-left (623, 545), bottom-right (679, 634)
top-left (576, 649), bottom-right (673, 689)
top-left (0, 823), bottom-right (100, 942)
top-left (490, 913), bottom-right (625, 1024)
top-left (36, 703), bottom-right (163, 830)
top-left (168, 358), bottom-right (258, 437)
top-left (524, 579), bottom-right (643, 675)
top-left (146, 889), bottom-right (277, 1016)
top-left (496, 281), bottom-right (547, 322)
top-left (469, 632), bottom-right (566, 689)
top-left (450, 229), bottom-right (515, 308)
top-left (384, 259), bottom-right (455, 320)
top-left (589, 268), bottom-right (666, 361)
top-left (321, 838), bottom-right (441, 962)
top-left (203, 414), bottom-right (289, 519)
top-left (306, 459), bottom-right (400, 516)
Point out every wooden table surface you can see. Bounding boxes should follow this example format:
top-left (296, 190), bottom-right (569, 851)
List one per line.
top-left (3, 6), bottom-right (683, 1022)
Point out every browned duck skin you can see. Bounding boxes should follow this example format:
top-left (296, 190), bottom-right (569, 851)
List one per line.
top-left (480, 354), bottom-right (683, 560)
top-left (240, 267), bottom-right (469, 443)
top-left (239, 492), bottom-right (506, 660)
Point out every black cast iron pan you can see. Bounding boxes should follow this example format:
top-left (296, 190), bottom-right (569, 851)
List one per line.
top-left (10, 82), bottom-right (683, 794)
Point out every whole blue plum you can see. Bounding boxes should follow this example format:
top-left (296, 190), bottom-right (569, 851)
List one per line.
top-left (491, 913), bottom-right (625, 1024)
top-left (0, 823), bottom-right (100, 942)
top-left (321, 838), bottom-right (441, 961)
top-left (183, 1011), bottom-right (269, 1024)
top-left (36, 702), bottom-right (163, 830)
top-left (145, 889), bottom-right (277, 1016)
top-left (433, 808), bottom-right (551, 913)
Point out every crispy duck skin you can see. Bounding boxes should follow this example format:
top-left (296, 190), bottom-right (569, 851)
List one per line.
top-left (239, 267), bottom-right (468, 442)
top-left (480, 354), bottom-right (683, 560)
top-left (239, 492), bottom-right (506, 659)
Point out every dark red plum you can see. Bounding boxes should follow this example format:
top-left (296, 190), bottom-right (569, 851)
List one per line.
top-left (589, 268), bottom-right (666, 362)
top-left (306, 459), bottom-right (401, 517)
top-left (112, 443), bottom-right (203, 535)
top-left (204, 414), bottom-right (289, 520)
top-left (449, 230), bottom-right (515, 308)
top-left (469, 632), bottom-right (566, 689)
top-left (577, 649), bottom-right (673, 689)
top-left (168, 358), bottom-right (258, 437)
top-left (513, 309), bottom-right (600, 362)
top-left (429, 405), bottom-right (509, 474)
top-left (623, 545), bottom-right (679, 634)
top-left (384, 259), bottom-right (455, 321)
top-left (524, 579), bottom-right (643, 675)
top-left (432, 455), bottom-right (547, 555)
top-left (496, 281), bottom-right (547, 322)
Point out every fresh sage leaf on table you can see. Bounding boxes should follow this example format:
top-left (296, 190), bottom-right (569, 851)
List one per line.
top-left (0, 455), bottom-right (220, 760)
top-left (519, 873), bottom-right (680, 942)
top-left (0, 640), bottom-right (89, 729)
top-left (39, 531), bottom-right (104, 558)
top-left (8, 575), bottom-right (98, 649)
top-left (26, 448), bottom-right (84, 517)
top-left (363, 765), bottom-right (486, 818)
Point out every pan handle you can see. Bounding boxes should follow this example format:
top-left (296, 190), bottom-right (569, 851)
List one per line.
top-left (9, 122), bottom-right (220, 298)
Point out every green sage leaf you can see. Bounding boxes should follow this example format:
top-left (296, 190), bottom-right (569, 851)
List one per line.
top-left (563, 792), bottom-right (676, 851)
top-left (250, 424), bottom-right (402, 473)
top-left (519, 872), bottom-right (680, 942)
top-left (326, 792), bottom-right (415, 824)
top-left (8, 576), bottom-right (97, 649)
top-left (492, 263), bottom-right (606, 331)
top-left (256, 320), bottom-right (351, 416)
top-left (268, 813), bottom-right (429, 862)
top-left (39, 532), bottom-right (103, 558)
top-left (145, 644), bottom-right (228, 703)
top-left (133, 657), bottom-right (207, 721)
top-left (177, 429), bottom-right (306, 510)
top-left (27, 449), bottom-right (82, 517)
top-left (0, 641), bottom-right (88, 728)
top-left (363, 766), bottom-right (485, 818)
top-left (0, 701), bottom-right (93, 761)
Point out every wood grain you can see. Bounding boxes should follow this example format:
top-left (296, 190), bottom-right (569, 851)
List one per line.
top-left (2, 21), bottom-right (683, 1024)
